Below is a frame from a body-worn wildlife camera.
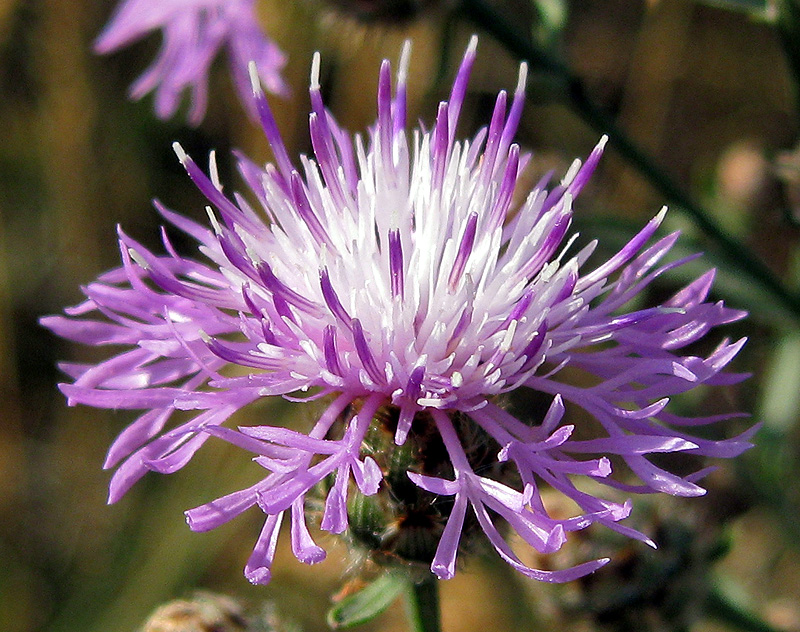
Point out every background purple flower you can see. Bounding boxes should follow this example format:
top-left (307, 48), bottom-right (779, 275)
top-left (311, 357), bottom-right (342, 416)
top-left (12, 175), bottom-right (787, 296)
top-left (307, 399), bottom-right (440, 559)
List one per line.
top-left (95, 0), bottom-right (288, 124)
top-left (42, 38), bottom-right (754, 584)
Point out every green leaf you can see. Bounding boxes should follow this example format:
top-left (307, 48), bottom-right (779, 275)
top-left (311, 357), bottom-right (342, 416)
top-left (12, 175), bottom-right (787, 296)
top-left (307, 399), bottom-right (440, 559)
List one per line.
top-left (530, 0), bottom-right (568, 47)
top-left (758, 330), bottom-right (800, 430)
top-left (533, 0), bottom-right (567, 31)
top-left (326, 573), bottom-right (406, 629)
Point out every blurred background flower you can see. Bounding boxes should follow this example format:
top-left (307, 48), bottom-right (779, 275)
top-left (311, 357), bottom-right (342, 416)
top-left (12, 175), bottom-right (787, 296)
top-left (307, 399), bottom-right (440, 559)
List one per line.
top-left (2, 1), bottom-right (800, 631)
top-left (94, 0), bottom-right (288, 124)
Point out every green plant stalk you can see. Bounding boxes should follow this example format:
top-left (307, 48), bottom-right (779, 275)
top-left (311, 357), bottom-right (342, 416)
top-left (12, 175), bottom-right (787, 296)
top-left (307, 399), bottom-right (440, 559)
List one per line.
top-left (404, 576), bottom-right (442, 632)
top-left (706, 585), bottom-right (784, 632)
top-left (774, 0), bottom-right (800, 120)
top-left (459, 0), bottom-right (800, 320)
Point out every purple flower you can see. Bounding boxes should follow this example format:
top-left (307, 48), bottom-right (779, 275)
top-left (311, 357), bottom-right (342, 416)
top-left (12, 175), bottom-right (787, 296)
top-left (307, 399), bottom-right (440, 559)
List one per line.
top-left (43, 38), bottom-right (754, 585)
top-left (95, 0), bottom-right (287, 124)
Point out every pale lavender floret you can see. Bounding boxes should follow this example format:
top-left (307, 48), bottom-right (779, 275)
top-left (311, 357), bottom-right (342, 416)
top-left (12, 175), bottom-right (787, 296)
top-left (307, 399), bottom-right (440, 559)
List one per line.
top-left (43, 38), bottom-right (754, 585)
top-left (184, 392), bottom-right (380, 581)
top-left (95, 0), bottom-right (287, 124)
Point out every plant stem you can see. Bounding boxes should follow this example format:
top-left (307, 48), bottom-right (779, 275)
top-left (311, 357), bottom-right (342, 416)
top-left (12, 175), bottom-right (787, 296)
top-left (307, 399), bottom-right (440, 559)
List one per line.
top-left (459, 0), bottom-right (800, 320)
top-left (774, 0), bottom-right (800, 121)
top-left (706, 586), bottom-right (784, 632)
top-left (404, 576), bottom-right (442, 632)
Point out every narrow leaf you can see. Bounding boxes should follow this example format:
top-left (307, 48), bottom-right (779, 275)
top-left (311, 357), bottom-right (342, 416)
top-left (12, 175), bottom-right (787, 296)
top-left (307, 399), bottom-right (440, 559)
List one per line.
top-left (327, 573), bottom-right (406, 629)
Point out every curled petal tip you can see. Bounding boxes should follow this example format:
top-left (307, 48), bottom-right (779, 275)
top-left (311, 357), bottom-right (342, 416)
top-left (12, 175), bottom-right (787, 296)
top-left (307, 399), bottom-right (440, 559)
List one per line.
top-left (245, 567), bottom-right (271, 585)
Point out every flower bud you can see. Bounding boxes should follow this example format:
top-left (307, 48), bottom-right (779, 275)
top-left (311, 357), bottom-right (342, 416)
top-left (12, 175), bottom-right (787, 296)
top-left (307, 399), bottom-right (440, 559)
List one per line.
top-left (340, 407), bottom-right (512, 570)
top-left (140, 593), bottom-right (249, 632)
top-left (140, 593), bottom-right (293, 632)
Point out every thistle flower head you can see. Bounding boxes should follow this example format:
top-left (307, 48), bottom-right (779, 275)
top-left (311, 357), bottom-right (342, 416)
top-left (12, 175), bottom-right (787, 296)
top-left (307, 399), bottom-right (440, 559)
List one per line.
top-left (96, 0), bottom-right (288, 123)
top-left (43, 38), bottom-right (753, 585)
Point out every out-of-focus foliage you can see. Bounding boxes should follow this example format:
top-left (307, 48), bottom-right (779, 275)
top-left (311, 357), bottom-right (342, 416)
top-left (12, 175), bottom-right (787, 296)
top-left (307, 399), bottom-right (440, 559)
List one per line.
top-left (693, 0), bottom-right (769, 15)
top-left (2, 1), bottom-right (800, 631)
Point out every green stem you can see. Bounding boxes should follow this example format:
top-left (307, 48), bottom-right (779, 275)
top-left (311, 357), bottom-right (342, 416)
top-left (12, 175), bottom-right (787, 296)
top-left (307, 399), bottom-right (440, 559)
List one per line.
top-left (774, 0), bottom-right (800, 121)
top-left (404, 576), bottom-right (442, 632)
top-left (706, 586), bottom-right (785, 632)
top-left (459, 0), bottom-right (800, 320)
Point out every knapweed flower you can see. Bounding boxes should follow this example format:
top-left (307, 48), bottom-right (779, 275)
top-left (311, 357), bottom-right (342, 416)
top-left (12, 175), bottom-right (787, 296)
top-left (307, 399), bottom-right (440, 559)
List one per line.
top-left (95, 0), bottom-right (288, 124)
top-left (43, 38), bottom-right (754, 585)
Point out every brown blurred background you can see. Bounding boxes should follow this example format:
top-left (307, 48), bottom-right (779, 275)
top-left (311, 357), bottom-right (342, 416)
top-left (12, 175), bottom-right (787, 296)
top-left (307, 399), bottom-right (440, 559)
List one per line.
top-left (1, 1), bottom-right (800, 631)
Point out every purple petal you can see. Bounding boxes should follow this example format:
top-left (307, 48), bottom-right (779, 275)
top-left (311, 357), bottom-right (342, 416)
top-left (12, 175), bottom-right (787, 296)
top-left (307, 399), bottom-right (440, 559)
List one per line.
top-left (245, 512), bottom-right (284, 585)
top-left (290, 498), bottom-right (326, 564)
top-left (430, 492), bottom-right (468, 580)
